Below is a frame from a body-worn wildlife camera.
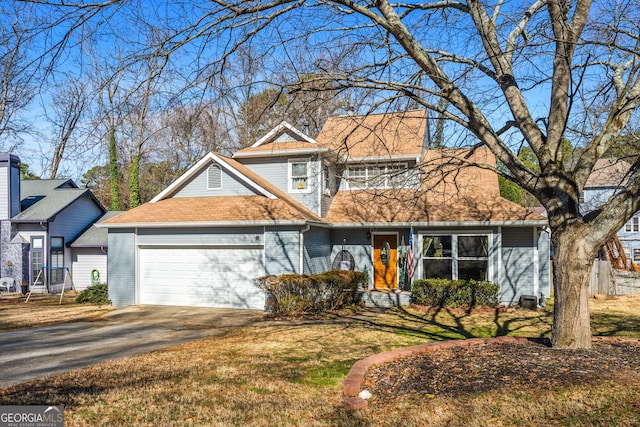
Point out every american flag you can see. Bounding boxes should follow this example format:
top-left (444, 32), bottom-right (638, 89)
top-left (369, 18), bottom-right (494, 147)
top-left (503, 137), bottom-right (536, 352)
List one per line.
top-left (407, 228), bottom-right (415, 280)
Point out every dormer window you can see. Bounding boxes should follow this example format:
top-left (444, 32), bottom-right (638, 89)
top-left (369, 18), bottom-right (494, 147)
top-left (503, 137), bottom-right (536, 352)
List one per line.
top-left (207, 165), bottom-right (222, 190)
top-left (347, 163), bottom-right (413, 189)
top-left (289, 159), bottom-right (310, 192)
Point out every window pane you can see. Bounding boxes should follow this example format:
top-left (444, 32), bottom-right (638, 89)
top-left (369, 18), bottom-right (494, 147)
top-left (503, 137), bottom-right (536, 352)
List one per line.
top-left (458, 260), bottom-right (488, 281)
top-left (423, 259), bottom-right (452, 279)
top-left (423, 236), bottom-right (452, 257)
top-left (292, 177), bottom-right (307, 190)
top-left (458, 236), bottom-right (488, 257)
top-left (292, 163), bottom-right (307, 177)
top-left (32, 252), bottom-right (43, 284)
top-left (51, 237), bottom-right (64, 249)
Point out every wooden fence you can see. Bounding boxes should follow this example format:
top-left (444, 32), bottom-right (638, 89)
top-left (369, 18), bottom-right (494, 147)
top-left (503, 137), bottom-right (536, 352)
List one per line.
top-left (589, 259), bottom-right (640, 296)
top-left (589, 260), bottom-right (613, 296)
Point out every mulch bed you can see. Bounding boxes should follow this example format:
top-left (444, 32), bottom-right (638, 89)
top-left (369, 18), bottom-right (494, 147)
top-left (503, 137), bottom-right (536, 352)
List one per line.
top-left (361, 339), bottom-right (640, 401)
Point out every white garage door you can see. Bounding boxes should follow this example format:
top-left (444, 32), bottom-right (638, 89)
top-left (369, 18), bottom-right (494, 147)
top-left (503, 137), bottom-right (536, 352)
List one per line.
top-left (139, 247), bottom-right (265, 309)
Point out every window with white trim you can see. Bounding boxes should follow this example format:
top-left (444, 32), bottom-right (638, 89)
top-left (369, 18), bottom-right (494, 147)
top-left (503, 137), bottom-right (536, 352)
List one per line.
top-left (289, 160), bottom-right (310, 192)
top-left (422, 234), bottom-right (489, 281)
top-left (626, 217), bottom-right (640, 233)
top-left (634, 248), bottom-right (640, 262)
top-left (207, 165), bottom-right (222, 190)
top-left (346, 163), bottom-right (414, 189)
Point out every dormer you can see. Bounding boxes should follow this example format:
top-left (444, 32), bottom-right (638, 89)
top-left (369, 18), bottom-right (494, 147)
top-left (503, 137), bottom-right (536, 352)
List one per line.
top-left (233, 122), bottom-right (334, 216)
top-left (315, 110), bottom-right (428, 191)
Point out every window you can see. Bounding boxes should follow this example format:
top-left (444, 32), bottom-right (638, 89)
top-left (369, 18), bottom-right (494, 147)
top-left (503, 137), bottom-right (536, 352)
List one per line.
top-left (634, 249), bottom-right (640, 262)
top-left (457, 236), bottom-right (489, 281)
top-left (626, 217), bottom-right (640, 233)
top-left (50, 237), bottom-right (64, 284)
top-left (346, 163), bottom-right (413, 189)
top-left (422, 234), bottom-right (489, 281)
top-left (422, 235), bottom-right (452, 279)
top-left (322, 163), bottom-right (334, 195)
top-left (207, 165), bottom-right (222, 190)
top-left (289, 160), bottom-right (309, 192)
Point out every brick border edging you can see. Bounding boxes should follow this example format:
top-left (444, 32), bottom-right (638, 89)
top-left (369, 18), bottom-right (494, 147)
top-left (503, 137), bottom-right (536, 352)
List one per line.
top-left (341, 335), bottom-right (640, 410)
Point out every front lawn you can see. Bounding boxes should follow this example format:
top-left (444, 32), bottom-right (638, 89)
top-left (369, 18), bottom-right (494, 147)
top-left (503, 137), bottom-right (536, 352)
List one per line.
top-left (0, 293), bottom-right (112, 331)
top-left (0, 295), bottom-right (639, 426)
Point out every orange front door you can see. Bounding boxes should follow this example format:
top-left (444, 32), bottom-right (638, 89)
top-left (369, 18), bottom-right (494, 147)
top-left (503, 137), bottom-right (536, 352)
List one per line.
top-left (373, 234), bottom-right (398, 289)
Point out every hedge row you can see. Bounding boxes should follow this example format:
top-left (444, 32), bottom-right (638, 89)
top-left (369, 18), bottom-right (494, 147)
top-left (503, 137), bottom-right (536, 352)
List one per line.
top-left (254, 270), bottom-right (364, 315)
top-left (411, 278), bottom-right (499, 308)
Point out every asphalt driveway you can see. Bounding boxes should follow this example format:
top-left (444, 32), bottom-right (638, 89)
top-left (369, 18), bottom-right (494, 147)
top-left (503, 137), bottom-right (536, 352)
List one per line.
top-left (0, 305), bottom-right (262, 388)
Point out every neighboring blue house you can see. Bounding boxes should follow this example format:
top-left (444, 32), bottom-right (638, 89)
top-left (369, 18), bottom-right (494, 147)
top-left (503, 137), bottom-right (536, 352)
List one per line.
top-left (102, 110), bottom-right (550, 310)
top-left (0, 153), bottom-right (107, 293)
top-left (582, 157), bottom-right (640, 267)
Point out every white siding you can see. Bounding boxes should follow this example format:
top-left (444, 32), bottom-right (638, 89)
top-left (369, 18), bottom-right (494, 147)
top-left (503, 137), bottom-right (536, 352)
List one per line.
top-left (72, 248), bottom-right (108, 290)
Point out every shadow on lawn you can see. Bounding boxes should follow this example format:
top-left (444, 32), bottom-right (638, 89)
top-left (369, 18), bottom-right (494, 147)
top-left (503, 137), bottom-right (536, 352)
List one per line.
top-left (591, 311), bottom-right (640, 337)
top-left (337, 304), bottom-right (554, 343)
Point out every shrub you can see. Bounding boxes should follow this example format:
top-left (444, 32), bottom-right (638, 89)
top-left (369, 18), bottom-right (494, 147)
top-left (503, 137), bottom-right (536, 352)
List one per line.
top-left (75, 283), bottom-right (112, 305)
top-left (254, 270), bottom-right (363, 315)
top-left (411, 278), bottom-right (499, 308)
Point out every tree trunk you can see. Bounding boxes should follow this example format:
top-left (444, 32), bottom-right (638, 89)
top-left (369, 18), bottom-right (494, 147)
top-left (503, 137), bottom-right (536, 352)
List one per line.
top-left (129, 153), bottom-right (140, 208)
top-left (108, 126), bottom-right (120, 211)
top-left (551, 226), bottom-right (595, 349)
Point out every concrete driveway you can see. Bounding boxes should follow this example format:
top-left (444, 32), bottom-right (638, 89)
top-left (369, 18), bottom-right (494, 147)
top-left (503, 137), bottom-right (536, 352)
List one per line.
top-left (0, 305), bottom-right (262, 388)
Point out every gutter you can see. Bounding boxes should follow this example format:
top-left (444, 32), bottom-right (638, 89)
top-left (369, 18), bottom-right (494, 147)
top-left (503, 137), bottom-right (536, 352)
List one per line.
top-left (96, 220), bottom-right (330, 229)
top-left (329, 220), bottom-right (549, 228)
top-left (233, 147), bottom-right (330, 159)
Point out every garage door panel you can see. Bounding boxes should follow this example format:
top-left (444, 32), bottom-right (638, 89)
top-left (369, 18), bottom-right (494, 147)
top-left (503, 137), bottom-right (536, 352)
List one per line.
top-left (139, 247), bottom-right (265, 309)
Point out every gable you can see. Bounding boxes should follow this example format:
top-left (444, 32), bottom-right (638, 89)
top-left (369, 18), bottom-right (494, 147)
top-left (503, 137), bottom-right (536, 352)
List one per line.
top-left (171, 162), bottom-right (265, 198)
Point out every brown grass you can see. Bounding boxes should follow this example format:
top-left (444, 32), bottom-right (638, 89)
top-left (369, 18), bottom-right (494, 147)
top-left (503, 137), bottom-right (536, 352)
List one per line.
top-left (0, 293), bottom-right (112, 331)
top-left (0, 294), bottom-right (639, 426)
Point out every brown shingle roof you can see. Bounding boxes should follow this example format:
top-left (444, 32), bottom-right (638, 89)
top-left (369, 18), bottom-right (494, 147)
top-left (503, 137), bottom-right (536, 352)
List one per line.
top-left (103, 195), bottom-right (320, 225)
top-left (421, 146), bottom-right (500, 198)
top-left (316, 110), bottom-right (427, 159)
top-left (326, 189), bottom-right (542, 223)
top-left (105, 152), bottom-right (324, 226)
top-left (235, 140), bottom-right (323, 155)
top-left (585, 158), bottom-right (632, 187)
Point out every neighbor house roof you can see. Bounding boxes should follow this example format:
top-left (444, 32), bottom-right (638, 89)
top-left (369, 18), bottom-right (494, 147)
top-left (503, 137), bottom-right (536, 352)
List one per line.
top-left (315, 110), bottom-right (428, 161)
top-left (69, 211), bottom-right (123, 248)
top-left (585, 158), bottom-right (632, 187)
top-left (13, 179), bottom-right (105, 223)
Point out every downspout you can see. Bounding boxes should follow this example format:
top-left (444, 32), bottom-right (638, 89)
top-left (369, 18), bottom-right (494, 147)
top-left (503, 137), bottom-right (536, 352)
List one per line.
top-left (533, 227), bottom-right (539, 305)
top-left (300, 223), bottom-right (311, 274)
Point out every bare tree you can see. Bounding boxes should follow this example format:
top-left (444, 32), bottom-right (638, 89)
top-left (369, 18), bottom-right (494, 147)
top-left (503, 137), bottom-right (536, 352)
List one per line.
top-left (44, 78), bottom-right (88, 178)
top-left (25, 0), bottom-right (640, 349)
top-left (0, 4), bottom-right (39, 151)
